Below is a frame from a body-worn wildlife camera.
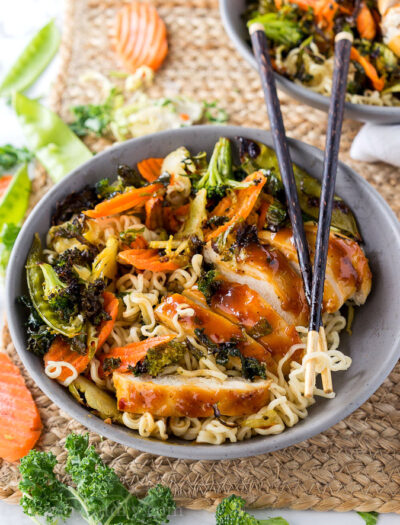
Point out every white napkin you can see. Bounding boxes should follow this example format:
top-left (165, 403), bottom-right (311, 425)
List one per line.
top-left (350, 123), bottom-right (400, 167)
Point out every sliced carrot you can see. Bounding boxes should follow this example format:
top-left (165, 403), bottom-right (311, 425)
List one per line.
top-left (130, 235), bottom-right (148, 249)
top-left (100, 334), bottom-right (176, 375)
top-left (45, 337), bottom-right (90, 384)
top-left (205, 171), bottom-right (267, 242)
top-left (174, 203), bottom-right (190, 217)
top-left (84, 182), bottom-right (163, 218)
top-left (112, 2), bottom-right (168, 72)
top-left (145, 196), bottom-right (164, 230)
top-left (0, 175), bottom-right (12, 199)
top-left (357, 2), bottom-right (376, 39)
top-left (0, 353), bottom-right (42, 462)
top-left (162, 206), bottom-right (180, 233)
top-left (137, 157), bottom-right (164, 182)
top-left (97, 291), bottom-right (119, 350)
top-left (45, 292), bottom-right (119, 383)
top-left (118, 248), bottom-right (182, 272)
top-left (350, 47), bottom-right (385, 91)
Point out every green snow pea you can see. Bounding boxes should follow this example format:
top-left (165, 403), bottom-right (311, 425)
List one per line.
top-left (0, 20), bottom-right (60, 98)
top-left (13, 92), bottom-right (92, 182)
top-left (26, 234), bottom-right (83, 338)
top-left (0, 163), bottom-right (30, 230)
top-left (0, 164), bottom-right (31, 275)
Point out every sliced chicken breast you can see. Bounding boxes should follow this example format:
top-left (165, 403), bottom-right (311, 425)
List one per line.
top-left (154, 293), bottom-right (274, 366)
top-left (203, 240), bottom-right (309, 326)
top-left (113, 373), bottom-right (271, 417)
top-left (259, 225), bottom-right (372, 311)
top-left (206, 280), bottom-right (302, 367)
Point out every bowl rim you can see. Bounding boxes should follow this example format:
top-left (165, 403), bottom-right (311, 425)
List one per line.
top-left (5, 125), bottom-right (400, 460)
top-left (219, 0), bottom-right (400, 122)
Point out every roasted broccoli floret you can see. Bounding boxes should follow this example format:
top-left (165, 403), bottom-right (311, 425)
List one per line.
top-left (132, 341), bottom-right (187, 377)
top-left (196, 137), bottom-right (247, 198)
top-left (247, 12), bottom-right (303, 47)
top-left (54, 247), bottom-right (95, 283)
top-left (216, 495), bottom-right (289, 524)
top-left (264, 200), bottom-right (287, 232)
top-left (40, 263), bottom-right (79, 322)
top-left (197, 269), bottom-right (221, 304)
top-left (95, 165), bottom-right (146, 200)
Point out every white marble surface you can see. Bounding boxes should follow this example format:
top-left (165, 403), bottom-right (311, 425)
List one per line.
top-left (0, 2), bottom-right (398, 524)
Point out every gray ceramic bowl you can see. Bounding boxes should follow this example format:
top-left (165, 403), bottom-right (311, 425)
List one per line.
top-left (6, 126), bottom-right (400, 460)
top-left (220, 0), bottom-right (400, 124)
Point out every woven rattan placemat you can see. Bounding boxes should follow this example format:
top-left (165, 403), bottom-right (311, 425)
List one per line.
top-left (1, 0), bottom-right (400, 513)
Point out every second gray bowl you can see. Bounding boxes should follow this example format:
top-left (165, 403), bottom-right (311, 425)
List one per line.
top-left (220, 0), bottom-right (400, 124)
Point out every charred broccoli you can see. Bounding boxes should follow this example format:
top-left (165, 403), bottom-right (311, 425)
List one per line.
top-left (132, 341), bottom-right (187, 377)
top-left (95, 164), bottom-right (146, 199)
top-left (40, 263), bottom-right (80, 323)
top-left (197, 269), bottom-right (222, 305)
top-left (196, 137), bottom-right (248, 198)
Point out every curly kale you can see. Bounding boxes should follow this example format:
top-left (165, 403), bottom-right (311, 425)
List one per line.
top-left (103, 357), bottom-right (122, 373)
top-left (54, 247), bottom-right (95, 283)
top-left (19, 432), bottom-right (176, 525)
top-left (18, 296), bottom-right (56, 357)
top-left (194, 329), bottom-right (266, 381)
top-left (51, 187), bottom-right (99, 225)
top-left (80, 279), bottom-right (110, 326)
top-left (95, 164), bottom-right (146, 200)
top-left (216, 495), bottom-right (288, 525)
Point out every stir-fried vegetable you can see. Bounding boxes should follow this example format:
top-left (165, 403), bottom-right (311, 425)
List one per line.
top-left (13, 92), bottom-right (92, 182)
top-left (0, 20), bottom-right (60, 97)
top-left (19, 433), bottom-right (176, 525)
top-left (69, 376), bottom-right (123, 422)
top-left (238, 137), bottom-right (361, 240)
top-left (196, 137), bottom-right (247, 198)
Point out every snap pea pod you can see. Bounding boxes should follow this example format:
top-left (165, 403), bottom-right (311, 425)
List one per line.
top-left (0, 163), bottom-right (30, 230)
top-left (13, 92), bottom-right (92, 183)
top-left (0, 20), bottom-right (60, 98)
top-left (26, 234), bottom-right (83, 338)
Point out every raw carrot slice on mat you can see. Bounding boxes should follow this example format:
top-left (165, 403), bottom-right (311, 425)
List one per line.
top-left (118, 248), bottom-right (181, 272)
top-left (84, 182), bottom-right (163, 218)
top-left (100, 334), bottom-right (176, 375)
top-left (0, 353), bottom-right (42, 462)
top-left (0, 175), bottom-right (12, 199)
top-left (112, 2), bottom-right (168, 72)
top-left (44, 292), bottom-right (119, 384)
top-left (137, 157), bottom-right (164, 182)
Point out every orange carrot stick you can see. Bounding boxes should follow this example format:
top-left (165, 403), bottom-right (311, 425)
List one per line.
top-left (0, 175), bottom-right (12, 199)
top-left (112, 2), bottom-right (168, 72)
top-left (350, 47), bottom-right (384, 91)
top-left (118, 248), bottom-right (181, 272)
top-left (101, 334), bottom-right (176, 375)
top-left (84, 182), bottom-right (163, 218)
top-left (0, 353), bottom-right (42, 462)
top-left (137, 157), bottom-right (164, 182)
top-left (205, 171), bottom-right (267, 242)
top-left (357, 3), bottom-right (376, 40)
top-left (97, 291), bottom-right (119, 350)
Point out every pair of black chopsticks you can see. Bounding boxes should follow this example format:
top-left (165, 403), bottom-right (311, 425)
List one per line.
top-left (249, 24), bottom-right (353, 397)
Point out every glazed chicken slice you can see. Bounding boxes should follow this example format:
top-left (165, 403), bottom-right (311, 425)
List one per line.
top-left (113, 373), bottom-right (271, 417)
top-left (203, 240), bottom-right (309, 326)
top-left (186, 280), bottom-right (303, 369)
top-left (154, 293), bottom-right (274, 366)
top-left (259, 225), bottom-right (372, 312)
